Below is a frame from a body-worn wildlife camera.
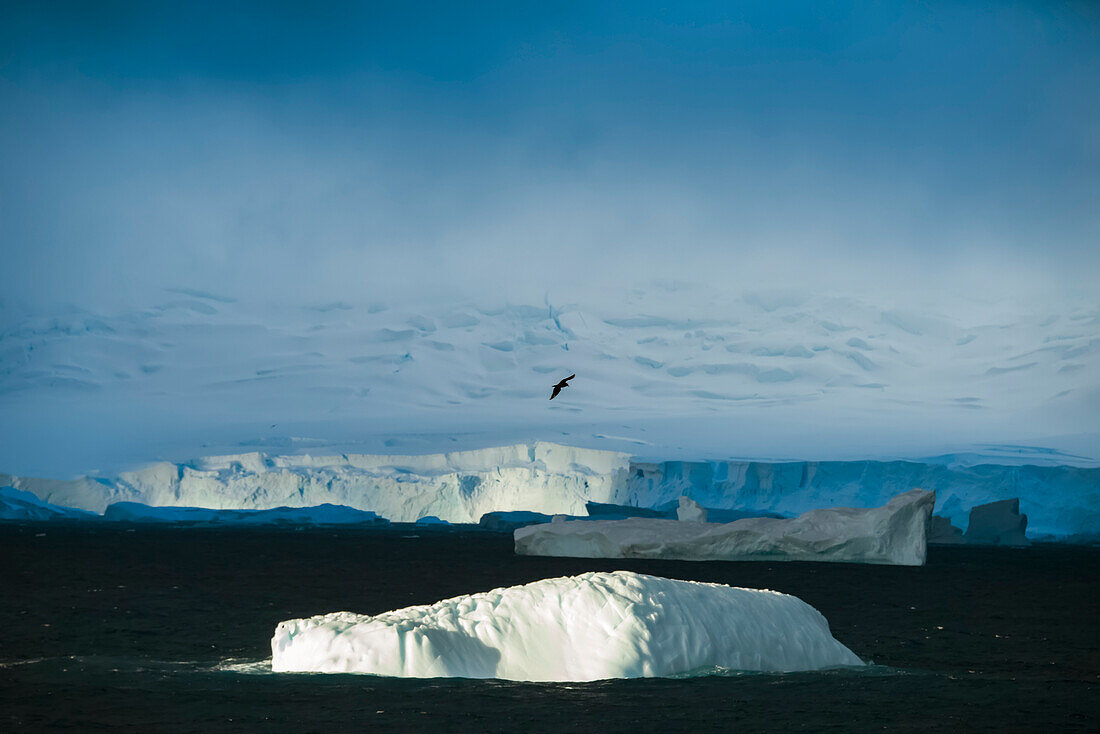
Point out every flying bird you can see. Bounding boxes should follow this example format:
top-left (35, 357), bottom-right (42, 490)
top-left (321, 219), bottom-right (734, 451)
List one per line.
top-left (550, 374), bottom-right (575, 400)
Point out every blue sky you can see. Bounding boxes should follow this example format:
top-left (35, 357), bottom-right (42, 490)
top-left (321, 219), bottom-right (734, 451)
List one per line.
top-left (1, 0), bottom-right (1097, 310)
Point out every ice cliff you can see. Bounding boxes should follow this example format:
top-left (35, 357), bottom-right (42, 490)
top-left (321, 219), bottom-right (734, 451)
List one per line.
top-left (271, 571), bottom-right (863, 680)
top-left (623, 460), bottom-right (1098, 539)
top-left (2, 444), bottom-right (1096, 537)
top-left (0, 442), bottom-right (630, 524)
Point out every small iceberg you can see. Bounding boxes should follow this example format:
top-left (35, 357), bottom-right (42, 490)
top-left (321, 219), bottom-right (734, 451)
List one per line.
top-left (271, 571), bottom-right (863, 681)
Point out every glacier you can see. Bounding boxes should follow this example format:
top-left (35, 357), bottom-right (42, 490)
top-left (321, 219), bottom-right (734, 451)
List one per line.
top-left (622, 460), bottom-right (1098, 539)
top-left (4, 290), bottom-right (1096, 485)
top-left (0, 442), bottom-right (630, 524)
top-left (515, 490), bottom-right (934, 566)
top-left (270, 571), bottom-right (863, 681)
top-left (1, 442), bottom-right (1097, 538)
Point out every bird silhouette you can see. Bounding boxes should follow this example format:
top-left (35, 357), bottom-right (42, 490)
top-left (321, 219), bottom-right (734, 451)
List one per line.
top-left (550, 374), bottom-right (575, 400)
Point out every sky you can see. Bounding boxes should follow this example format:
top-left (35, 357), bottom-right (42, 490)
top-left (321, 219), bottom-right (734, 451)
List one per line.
top-left (2, 0), bottom-right (1097, 309)
top-left (0, 1), bottom-right (1098, 473)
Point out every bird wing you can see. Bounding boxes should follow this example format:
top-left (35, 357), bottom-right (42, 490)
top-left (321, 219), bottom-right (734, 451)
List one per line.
top-left (564, 374), bottom-right (575, 382)
top-left (550, 385), bottom-right (562, 400)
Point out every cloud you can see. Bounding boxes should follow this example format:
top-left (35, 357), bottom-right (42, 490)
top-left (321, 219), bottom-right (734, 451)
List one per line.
top-left (0, 1), bottom-right (1097, 314)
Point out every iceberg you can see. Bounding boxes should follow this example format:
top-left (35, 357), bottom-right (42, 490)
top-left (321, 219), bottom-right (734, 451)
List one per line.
top-left (2, 444), bottom-right (1095, 538)
top-left (101, 502), bottom-right (388, 526)
top-left (624, 460), bottom-right (1098, 539)
top-left (271, 571), bottom-right (863, 681)
top-left (515, 490), bottom-right (934, 566)
top-left (0, 486), bottom-right (98, 521)
top-left (927, 499), bottom-right (1029, 546)
top-left (927, 515), bottom-right (966, 544)
top-left (676, 496), bottom-right (708, 522)
top-left (0, 442), bottom-right (630, 523)
top-left (478, 510), bottom-right (574, 532)
top-left (963, 498), bottom-right (1029, 546)
top-left (585, 500), bottom-right (784, 523)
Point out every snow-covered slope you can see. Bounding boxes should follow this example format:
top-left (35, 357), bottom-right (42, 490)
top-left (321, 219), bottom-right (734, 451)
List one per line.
top-left (271, 571), bottom-right (863, 680)
top-left (515, 490), bottom-right (934, 566)
top-left (1, 289), bottom-right (1096, 479)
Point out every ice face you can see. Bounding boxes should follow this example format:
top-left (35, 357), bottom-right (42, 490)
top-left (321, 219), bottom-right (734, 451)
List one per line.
top-left (1, 442), bottom-right (632, 523)
top-left (625, 460), bottom-right (1098, 539)
top-left (271, 571), bottom-right (863, 681)
top-left (3, 444), bottom-right (1096, 537)
top-left (515, 490), bottom-right (935, 566)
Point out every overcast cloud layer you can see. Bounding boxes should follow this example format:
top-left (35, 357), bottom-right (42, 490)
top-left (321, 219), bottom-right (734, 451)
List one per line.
top-left (1, 2), bottom-right (1097, 473)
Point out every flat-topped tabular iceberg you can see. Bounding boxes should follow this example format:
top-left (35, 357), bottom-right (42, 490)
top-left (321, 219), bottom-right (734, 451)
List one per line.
top-left (515, 490), bottom-right (934, 566)
top-left (101, 502), bottom-right (387, 526)
top-left (0, 442), bottom-right (630, 523)
top-left (271, 571), bottom-right (863, 681)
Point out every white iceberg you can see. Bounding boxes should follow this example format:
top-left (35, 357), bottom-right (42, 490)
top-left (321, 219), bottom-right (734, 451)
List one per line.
top-left (515, 490), bottom-right (934, 566)
top-left (1, 442), bottom-right (630, 523)
top-left (271, 571), bottom-right (863, 681)
top-left (676, 496), bottom-right (708, 522)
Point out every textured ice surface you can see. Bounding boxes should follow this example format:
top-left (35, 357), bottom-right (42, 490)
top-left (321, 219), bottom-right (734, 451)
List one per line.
top-left (271, 571), bottom-right (863, 681)
top-left (2, 290), bottom-right (1095, 482)
top-left (515, 490), bottom-right (934, 566)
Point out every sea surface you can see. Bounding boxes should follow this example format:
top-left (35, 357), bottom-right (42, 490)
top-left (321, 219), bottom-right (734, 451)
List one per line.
top-left (1, 524), bottom-right (1097, 732)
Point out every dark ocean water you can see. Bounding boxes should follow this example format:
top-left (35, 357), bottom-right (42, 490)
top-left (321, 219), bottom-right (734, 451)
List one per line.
top-left (1, 524), bottom-right (1097, 733)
